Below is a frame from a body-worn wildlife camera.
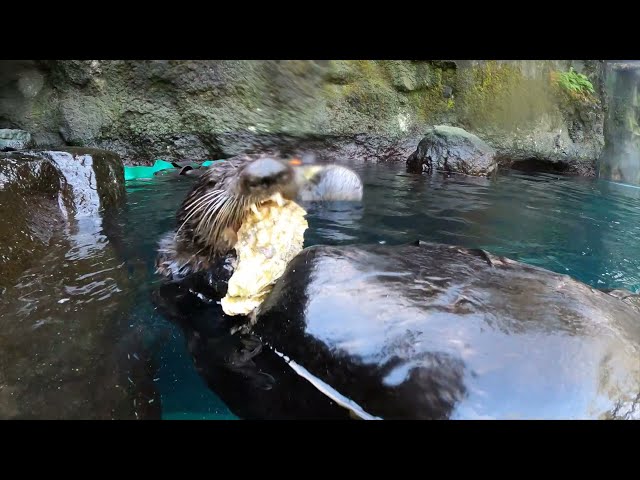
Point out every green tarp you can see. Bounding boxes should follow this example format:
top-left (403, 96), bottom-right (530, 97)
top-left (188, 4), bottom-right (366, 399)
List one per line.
top-left (124, 159), bottom-right (222, 181)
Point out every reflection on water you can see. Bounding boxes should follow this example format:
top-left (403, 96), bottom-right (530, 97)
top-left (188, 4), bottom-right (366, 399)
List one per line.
top-left (110, 175), bottom-right (237, 419)
top-left (0, 214), bottom-right (149, 419)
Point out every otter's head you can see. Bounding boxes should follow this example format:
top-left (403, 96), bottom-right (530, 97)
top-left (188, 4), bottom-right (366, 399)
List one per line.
top-left (174, 156), bottom-right (301, 257)
top-left (238, 156), bottom-right (299, 201)
top-left (173, 155), bottom-right (364, 258)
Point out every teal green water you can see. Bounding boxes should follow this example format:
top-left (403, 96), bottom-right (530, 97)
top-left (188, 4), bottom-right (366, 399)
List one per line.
top-left (118, 164), bottom-right (640, 419)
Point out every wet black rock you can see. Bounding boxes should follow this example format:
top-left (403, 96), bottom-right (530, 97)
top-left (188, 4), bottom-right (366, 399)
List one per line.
top-left (406, 125), bottom-right (498, 176)
top-left (0, 147), bottom-right (124, 290)
top-left (242, 242), bottom-right (640, 420)
top-left (0, 147), bottom-right (161, 420)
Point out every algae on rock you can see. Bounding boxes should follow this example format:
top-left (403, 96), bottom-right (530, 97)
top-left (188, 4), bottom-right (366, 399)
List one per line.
top-left (0, 60), bottom-right (606, 173)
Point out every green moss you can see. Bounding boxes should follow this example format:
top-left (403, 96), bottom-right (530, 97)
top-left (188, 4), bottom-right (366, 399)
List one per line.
top-left (286, 60), bottom-right (314, 77)
top-left (29, 90), bottom-right (55, 122)
top-left (378, 60), bottom-right (435, 93)
top-left (324, 60), bottom-right (384, 87)
top-left (399, 66), bottom-right (451, 122)
top-left (325, 61), bottom-right (452, 127)
top-left (550, 68), bottom-right (600, 110)
top-left (325, 61), bottom-right (358, 85)
top-left (353, 60), bottom-right (381, 78)
top-left (554, 68), bottom-right (595, 96)
top-left (323, 62), bottom-right (397, 117)
top-left (456, 61), bottom-right (556, 131)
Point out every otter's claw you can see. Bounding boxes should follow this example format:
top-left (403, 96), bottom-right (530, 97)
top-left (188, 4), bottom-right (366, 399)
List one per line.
top-left (250, 204), bottom-right (263, 219)
top-left (251, 371), bottom-right (275, 391)
top-left (239, 335), bottom-right (263, 358)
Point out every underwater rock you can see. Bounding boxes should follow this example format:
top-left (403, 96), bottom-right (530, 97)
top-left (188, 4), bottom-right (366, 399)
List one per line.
top-left (406, 125), bottom-right (498, 176)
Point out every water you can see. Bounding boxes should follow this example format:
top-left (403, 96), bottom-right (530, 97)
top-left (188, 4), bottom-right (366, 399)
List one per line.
top-left (5, 161), bottom-right (640, 418)
top-left (110, 175), bottom-right (238, 420)
top-left (112, 163), bottom-right (640, 418)
top-left (303, 164), bottom-right (640, 293)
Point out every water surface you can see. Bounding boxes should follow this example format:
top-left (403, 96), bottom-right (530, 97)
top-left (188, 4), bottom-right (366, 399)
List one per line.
top-left (6, 162), bottom-right (640, 419)
top-left (117, 164), bottom-right (640, 418)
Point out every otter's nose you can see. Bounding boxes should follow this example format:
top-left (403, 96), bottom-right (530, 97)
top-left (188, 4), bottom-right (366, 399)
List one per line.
top-left (243, 157), bottom-right (291, 188)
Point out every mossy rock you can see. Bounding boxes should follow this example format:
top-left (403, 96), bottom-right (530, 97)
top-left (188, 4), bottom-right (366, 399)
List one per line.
top-left (406, 125), bottom-right (498, 176)
top-left (456, 61), bottom-right (558, 131)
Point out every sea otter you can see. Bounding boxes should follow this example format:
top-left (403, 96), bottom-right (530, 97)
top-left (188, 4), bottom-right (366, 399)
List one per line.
top-left (154, 154), bottom-right (364, 302)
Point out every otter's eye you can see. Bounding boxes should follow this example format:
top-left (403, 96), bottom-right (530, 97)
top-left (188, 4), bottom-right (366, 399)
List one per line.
top-left (277, 170), bottom-right (292, 183)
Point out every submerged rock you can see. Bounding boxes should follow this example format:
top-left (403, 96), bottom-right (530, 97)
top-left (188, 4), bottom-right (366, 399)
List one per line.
top-left (0, 239), bottom-right (161, 420)
top-left (406, 125), bottom-right (498, 176)
top-left (0, 129), bottom-right (31, 151)
top-left (171, 241), bottom-right (640, 420)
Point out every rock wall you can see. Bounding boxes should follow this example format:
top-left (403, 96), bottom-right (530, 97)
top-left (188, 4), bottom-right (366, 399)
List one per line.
top-left (598, 62), bottom-right (640, 185)
top-left (0, 60), bottom-right (606, 173)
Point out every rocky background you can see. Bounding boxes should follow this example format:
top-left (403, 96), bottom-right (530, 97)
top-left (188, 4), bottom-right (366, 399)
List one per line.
top-left (598, 62), bottom-right (640, 184)
top-left (0, 60), bottom-right (605, 175)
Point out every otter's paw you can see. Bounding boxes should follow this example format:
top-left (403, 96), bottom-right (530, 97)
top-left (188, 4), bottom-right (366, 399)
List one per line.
top-left (248, 371), bottom-right (276, 391)
top-left (225, 334), bottom-right (263, 365)
top-left (239, 334), bottom-right (263, 358)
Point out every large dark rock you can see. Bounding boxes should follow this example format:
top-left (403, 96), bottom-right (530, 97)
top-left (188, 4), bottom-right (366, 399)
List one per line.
top-left (176, 241), bottom-right (639, 420)
top-left (406, 125), bottom-right (498, 176)
top-left (0, 147), bottom-right (160, 419)
top-left (0, 148), bottom-right (124, 289)
top-left (0, 154), bottom-right (65, 290)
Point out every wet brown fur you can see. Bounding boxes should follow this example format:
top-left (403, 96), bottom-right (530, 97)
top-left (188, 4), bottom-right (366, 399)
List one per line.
top-left (155, 155), bottom-right (298, 281)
